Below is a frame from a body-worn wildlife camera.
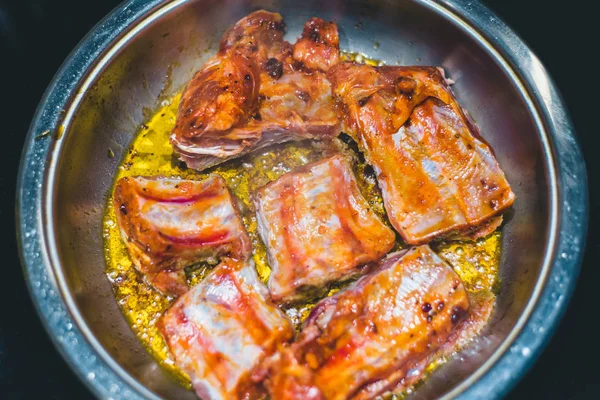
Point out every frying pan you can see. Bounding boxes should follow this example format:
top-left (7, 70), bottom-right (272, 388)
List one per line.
top-left (16, 0), bottom-right (587, 398)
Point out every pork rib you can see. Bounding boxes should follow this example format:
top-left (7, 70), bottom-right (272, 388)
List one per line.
top-left (265, 245), bottom-right (470, 400)
top-left (329, 63), bottom-right (515, 244)
top-left (158, 258), bottom-right (293, 399)
top-left (113, 175), bottom-right (251, 296)
top-left (254, 154), bottom-right (395, 303)
top-left (171, 13), bottom-right (341, 170)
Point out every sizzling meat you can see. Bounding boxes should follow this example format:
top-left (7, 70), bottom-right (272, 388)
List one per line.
top-left (171, 12), bottom-right (341, 170)
top-left (113, 175), bottom-right (250, 296)
top-left (265, 245), bottom-right (470, 399)
top-left (442, 291), bottom-right (495, 356)
top-left (293, 18), bottom-right (340, 72)
top-left (158, 258), bottom-right (293, 400)
top-left (254, 154), bottom-right (395, 303)
top-left (329, 63), bottom-right (515, 244)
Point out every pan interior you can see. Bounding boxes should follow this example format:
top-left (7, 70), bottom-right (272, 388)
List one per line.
top-left (50, 0), bottom-right (550, 398)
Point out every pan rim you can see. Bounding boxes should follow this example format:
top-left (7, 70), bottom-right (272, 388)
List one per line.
top-left (16, 0), bottom-right (587, 399)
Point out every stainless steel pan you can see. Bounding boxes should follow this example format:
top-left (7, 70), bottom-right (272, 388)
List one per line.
top-left (17, 0), bottom-right (587, 398)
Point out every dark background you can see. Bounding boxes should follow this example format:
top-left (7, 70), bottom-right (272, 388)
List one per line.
top-left (0, 0), bottom-right (597, 398)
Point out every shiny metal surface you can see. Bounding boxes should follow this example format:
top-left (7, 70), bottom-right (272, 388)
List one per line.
top-left (16, 0), bottom-right (587, 399)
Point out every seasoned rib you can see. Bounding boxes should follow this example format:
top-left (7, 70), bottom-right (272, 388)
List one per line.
top-left (170, 53), bottom-right (261, 158)
top-left (171, 11), bottom-right (284, 165)
top-left (218, 10), bottom-right (288, 60)
top-left (293, 18), bottom-right (340, 72)
top-left (329, 63), bottom-right (515, 244)
top-left (261, 349), bottom-right (324, 400)
top-left (171, 13), bottom-right (341, 170)
top-left (158, 258), bottom-right (293, 400)
top-left (254, 154), bottom-right (395, 303)
top-left (265, 245), bottom-right (470, 400)
top-left (113, 175), bottom-right (250, 296)
top-left (175, 10), bottom-right (287, 138)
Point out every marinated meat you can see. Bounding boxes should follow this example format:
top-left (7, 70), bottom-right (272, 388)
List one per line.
top-left (171, 11), bottom-right (285, 167)
top-left (171, 12), bottom-right (341, 170)
top-left (293, 18), bottom-right (340, 72)
top-left (158, 258), bottom-right (293, 400)
top-left (254, 154), bottom-right (395, 303)
top-left (265, 245), bottom-right (470, 399)
top-left (329, 64), bottom-right (460, 140)
top-left (113, 175), bottom-right (250, 296)
top-left (329, 63), bottom-right (515, 244)
top-left (218, 10), bottom-right (287, 60)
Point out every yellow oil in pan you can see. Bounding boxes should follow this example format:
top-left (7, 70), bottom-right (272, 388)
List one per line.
top-left (103, 57), bottom-right (502, 389)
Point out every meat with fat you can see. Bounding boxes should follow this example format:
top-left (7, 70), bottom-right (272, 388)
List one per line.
top-left (158, 258), bottom-right (293, 399)
top-left (254, 154), bottom-right (395, 303)
top-left (264, 245), bottom-right (470, 400)
top-left (329, 63), bottom-right (515, 244)
top-left (113, 175), bottom-right (250, 296)
top-left (172, 13), bottom-right (342, 170)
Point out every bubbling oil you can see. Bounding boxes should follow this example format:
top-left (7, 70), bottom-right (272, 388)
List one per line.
top-left (103, 61), bottom-right (502, 389)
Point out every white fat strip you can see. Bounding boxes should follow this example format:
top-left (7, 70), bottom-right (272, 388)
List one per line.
top-left (144, 198), bottom-right (235, 235)
top-left (297, 212), bottom-right (341, 236)
top-left (184, 287), bottom-right (264, 393)
top-left (397, 123), bottom-right (467, 232)
top-left (134, 177), bottom-right (180, 191)
top-left (316, 303), bottom-right (337, 330)
top-left (171, 134), bottom-right (246, 156)
top-left (303, 173), bottom-right (332, 200)
top-left (235, 263), bottom-right (288, 330)
top-left (200, 275), bottom-right (240, 306)
top-left (191, 379), bottom-right (224, 400)
top-left (393, 264), bottom-right (440, 327)
top-left (236, 261), bottom-right (264, 295)
top-left (325, 214), bottom-right (342, 230)
top-left (391, 126), bottom-right (406, 149)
